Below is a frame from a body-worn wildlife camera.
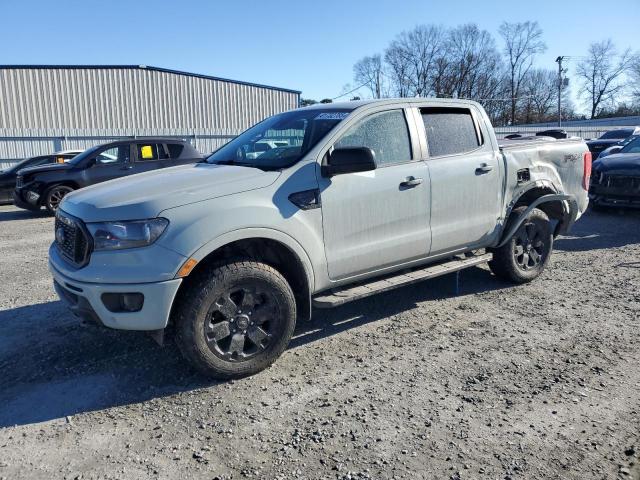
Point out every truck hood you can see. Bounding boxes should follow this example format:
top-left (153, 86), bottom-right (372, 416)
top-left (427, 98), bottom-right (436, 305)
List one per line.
top-left (593, 153), bottom-right (640, 175)
top-left (61, 163), bottom-right (281, 222)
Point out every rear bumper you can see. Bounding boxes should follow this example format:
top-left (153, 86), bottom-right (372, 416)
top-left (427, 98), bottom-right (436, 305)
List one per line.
top-left (49, 260), bottom-right (182, 331)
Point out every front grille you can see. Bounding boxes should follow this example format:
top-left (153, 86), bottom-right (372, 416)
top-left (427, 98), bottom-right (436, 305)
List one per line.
top-left (16, 175), bottom-right (23, 188)
top-left (55, 210), bottom-right (90, 266)
top-left (601, 175), bottom-right (640, 190)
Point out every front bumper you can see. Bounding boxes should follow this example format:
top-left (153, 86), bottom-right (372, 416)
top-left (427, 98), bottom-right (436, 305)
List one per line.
top-left (49, 260), bottom-right (182, 331)
top-left (589, 178), bottom-right (640, 208)
top-left (12, 189), bottom-right (40, 211)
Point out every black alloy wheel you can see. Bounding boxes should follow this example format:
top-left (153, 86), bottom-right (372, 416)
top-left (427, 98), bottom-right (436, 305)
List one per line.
top-left (204, 284), bottom-right (280, 361)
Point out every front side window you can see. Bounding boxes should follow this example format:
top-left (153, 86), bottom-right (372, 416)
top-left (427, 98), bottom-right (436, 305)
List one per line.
top-left (96, 146), bottom-right (130, 165)
top-left (207, 109), bottom-right (351, 169)
top-left (421, 107), bottom-right (481, 157)
top-left (334, 109), bottom-right (412, 167)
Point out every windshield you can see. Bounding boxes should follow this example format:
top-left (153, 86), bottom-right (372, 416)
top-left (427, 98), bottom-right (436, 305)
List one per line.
top-left (206, 109), bottom-right (352, 169)
top-left (600, 129), bottom-right (632, 140)
top-left (68, 145), bottom-right (100, 165)
top-left (620, 136), bottom-right (640, 154)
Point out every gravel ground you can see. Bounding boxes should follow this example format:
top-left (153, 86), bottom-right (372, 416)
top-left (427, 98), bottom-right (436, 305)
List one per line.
top-left (0, 204), bottom-right (638, 480)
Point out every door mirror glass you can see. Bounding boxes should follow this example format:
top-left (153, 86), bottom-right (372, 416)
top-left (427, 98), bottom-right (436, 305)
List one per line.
top-left (323, 147), bottom-right (376, 177)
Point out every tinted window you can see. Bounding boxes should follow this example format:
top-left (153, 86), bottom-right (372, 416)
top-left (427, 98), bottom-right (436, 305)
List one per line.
top-left (620, 136), bottom-right (640, 154)
top-left (600, 129), bottom-right (632, 140)
top-left (421, 107), bottom-right (481, 157)
top-left (136, 144), bottom-right (166, 161)
top-left (96, 146), bottom-right (130, 165)
top-left (167, 144), bottom-right (184, 158)
top-left (334, 110), bottom-right (412, 167)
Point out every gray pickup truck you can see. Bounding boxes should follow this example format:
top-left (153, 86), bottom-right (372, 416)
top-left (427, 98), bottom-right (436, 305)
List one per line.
top-left (48, 99), bottom-right (591, 378)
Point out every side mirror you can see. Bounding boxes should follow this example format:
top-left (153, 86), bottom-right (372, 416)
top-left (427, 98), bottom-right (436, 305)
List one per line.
top-left (609, 146), bottom-right (622, 154)
top-left (322, 147), bottom-right (376, 177)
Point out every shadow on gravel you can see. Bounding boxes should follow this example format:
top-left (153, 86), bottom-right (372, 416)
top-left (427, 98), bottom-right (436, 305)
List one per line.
top-left (292, 266), bottom-right (506, 349)
top-left (0, 266), bottom-right (507, 428)
top-left (0, 208), bottom-right (50, 222)
top-left (554, 208), bottom-right (640, 252)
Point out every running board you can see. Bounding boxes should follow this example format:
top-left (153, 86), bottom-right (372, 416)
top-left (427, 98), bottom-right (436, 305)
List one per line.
top-left (312, 253), bottom-right (492, 308)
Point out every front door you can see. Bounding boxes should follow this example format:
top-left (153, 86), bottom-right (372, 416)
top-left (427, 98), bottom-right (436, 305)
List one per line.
top-left (83, 144), bottom-right (133, 186)
top-left (319, 109), bottom-right (431, 280)
top-left (419, 106), bottom-right (502, 254)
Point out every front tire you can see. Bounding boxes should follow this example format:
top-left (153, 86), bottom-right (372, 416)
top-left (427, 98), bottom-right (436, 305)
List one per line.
top-left (489, 207), bottom-right (553, 284)
top-left (45, 185), bottom-right (74, 213)
top-left (174, 260), bottom-right (296, 379)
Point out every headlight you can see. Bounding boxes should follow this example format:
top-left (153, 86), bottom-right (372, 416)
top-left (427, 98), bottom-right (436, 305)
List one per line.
top-left (86, 218), bottom-right (169, 251)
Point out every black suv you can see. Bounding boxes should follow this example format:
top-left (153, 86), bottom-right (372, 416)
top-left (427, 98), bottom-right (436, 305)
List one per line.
top-left (13, 139), bottom-right (202, 213)
top-left (0, 151), bottom-right (81, 205)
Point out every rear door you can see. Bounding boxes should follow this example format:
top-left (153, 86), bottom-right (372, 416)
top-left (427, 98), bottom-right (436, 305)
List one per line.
top-left (419, 105), bottom-right (502, 254)
top-left (319, 108), bottom-right (431, 280)
top-left (131, 143), bottom-right (169, 174)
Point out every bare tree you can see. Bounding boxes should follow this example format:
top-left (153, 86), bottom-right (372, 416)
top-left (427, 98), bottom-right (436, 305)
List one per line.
top-left (446, 24), bottom-right (501, 99)
top-left (384, 25), bottom-right (446, 97)
top-left (629, 53), bottom-right (640, 104)
top-left (577, 40), bottom-right (633, 118)
top-left (353, 55), bottom-right (385, 99)
top-left (520, 69), bottom-right (557, 123)
top-left (499, 21), bottom-right (546, 124)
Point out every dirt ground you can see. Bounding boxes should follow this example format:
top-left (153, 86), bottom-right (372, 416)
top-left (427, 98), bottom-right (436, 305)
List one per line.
top-left (0, 204), bottom-right (638, 480)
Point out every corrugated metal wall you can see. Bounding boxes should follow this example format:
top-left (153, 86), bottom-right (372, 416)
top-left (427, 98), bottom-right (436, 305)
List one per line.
top-left (0, 66), bottom-right (300, 159)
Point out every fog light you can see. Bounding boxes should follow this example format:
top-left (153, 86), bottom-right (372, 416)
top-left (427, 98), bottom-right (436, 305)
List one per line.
top-left (101, 292), bottom-right (144, 312)
top-left (26, 190), bottom-right (40, 204)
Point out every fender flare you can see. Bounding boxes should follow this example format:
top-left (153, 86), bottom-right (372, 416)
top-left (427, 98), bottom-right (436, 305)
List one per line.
top-left (188, 227), bottom-right (316, 295)
top-left (496, 193), bottom-right (579, 248)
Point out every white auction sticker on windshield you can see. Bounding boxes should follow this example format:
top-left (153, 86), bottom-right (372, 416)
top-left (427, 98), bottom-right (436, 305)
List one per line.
top-left (315, 112), bottom-right (350, 120)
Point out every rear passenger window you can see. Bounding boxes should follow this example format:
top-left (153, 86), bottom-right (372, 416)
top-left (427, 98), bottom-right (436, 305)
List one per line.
top-left (421, 108), bottom-right (481, 157)
top-left (334, 109), bottom-right (412, 167)
top-left (136, 144), bottom-right (166, 161)
top-left (166, 144), bottom-right (184, 158)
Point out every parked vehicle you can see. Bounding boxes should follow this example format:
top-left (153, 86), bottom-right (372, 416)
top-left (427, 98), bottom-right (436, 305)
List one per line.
top-left (535, 129), bottom-right (568, 139)
top-left (596, 134), bottom-right (639, 160)
top-left (245, 140), bottom-right (291, 160)
top-left (590, 135), bottom-right (640, 208)
top-left (0, 150), bottom-right (82, 205)
top-left (13, 139), bottom-right (202, 213)
top-left (48, 99), bottom-right (590, 379)
top-left (586, 127), bottom-right (640, 160)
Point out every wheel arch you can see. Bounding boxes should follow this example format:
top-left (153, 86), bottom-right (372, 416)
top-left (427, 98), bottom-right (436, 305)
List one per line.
top-left (172, 230), bottom-right (314, 325)
top-left (498, 183), bottom-right (579, 247)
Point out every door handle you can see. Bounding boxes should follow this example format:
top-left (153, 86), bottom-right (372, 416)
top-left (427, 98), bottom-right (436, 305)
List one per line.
top-left (121, 165), bottom-right (133, 170)
top-left (475, 163), bottom-right (493, 174)
top-left (400, 176), bottom-right (423, 188)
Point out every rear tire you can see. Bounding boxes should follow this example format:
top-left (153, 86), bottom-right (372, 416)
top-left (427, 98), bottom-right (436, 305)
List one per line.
top-left (44, 185), bottom-right (74, 213)
top-left (174, 260), bottom-right (296, 379)
top-left (489, 207), bottom-right (553, 284)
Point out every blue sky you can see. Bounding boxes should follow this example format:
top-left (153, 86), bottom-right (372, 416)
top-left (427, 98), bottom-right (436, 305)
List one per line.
top-left (1, 0), bottom-right (638, 112)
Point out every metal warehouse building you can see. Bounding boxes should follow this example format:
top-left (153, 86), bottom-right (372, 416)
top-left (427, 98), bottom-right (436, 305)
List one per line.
top-left (0, 65), bottom-right (300, 160)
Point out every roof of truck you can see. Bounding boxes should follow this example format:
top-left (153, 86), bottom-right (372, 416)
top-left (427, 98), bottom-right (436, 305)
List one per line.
top-left (301, 97), bottom-right (482, 111)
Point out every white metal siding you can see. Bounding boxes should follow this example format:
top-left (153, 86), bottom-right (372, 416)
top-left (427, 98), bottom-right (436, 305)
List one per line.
top-left (0, 67), bottom-right (300, 159)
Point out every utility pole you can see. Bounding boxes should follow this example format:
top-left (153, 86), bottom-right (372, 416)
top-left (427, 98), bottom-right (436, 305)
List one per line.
top-left (555, 56), bottom-right (564, 128)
